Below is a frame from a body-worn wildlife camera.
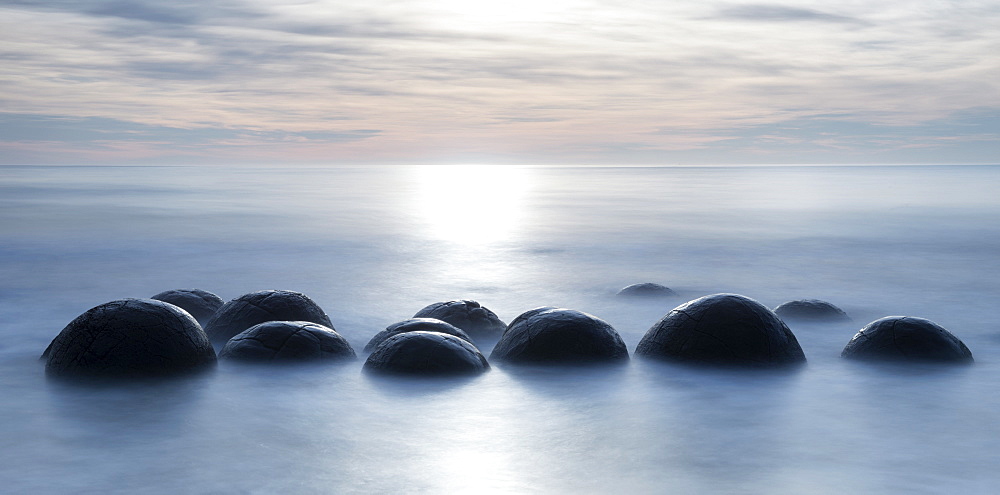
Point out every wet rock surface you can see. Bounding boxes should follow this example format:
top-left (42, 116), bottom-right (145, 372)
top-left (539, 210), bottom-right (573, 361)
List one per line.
top-left (44, 298), bottom-right (217, 378)
top-left (364, 331), bottom-right (490, 375)
top-left (490, 308), bottom-right (629, 364)
top-left (774, 299), bottom-right (850, 322)
top-left (616, 283), bottom-right (677, 297)
top-left (151, 288), bottom-right (225, 325)
top-left (220, 321), bottom-right (355, 362)
top-left (841, 316), bottom-right (974, 363)
top-left (204, 290), bottom-right (333, 346)
top-left (413, 300), bottom-right (507, 341)
top-left (363, 318), bottom-right (472, 353)
top-left (636, 293), bottom-right (807, 367)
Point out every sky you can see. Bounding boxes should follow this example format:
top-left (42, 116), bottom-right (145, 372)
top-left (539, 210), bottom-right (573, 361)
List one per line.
top-left (1, 0), bottom-right (998, 166)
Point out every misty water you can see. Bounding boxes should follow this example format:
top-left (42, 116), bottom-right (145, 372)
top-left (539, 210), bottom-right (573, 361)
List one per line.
top-left (1, 164), bottom-right (999, 493)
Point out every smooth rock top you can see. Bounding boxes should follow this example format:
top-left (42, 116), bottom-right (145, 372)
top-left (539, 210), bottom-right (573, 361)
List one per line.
top-left (841, 316), bottom-right (973, 363)
top-left (45, 298), bottom-right (217, 378)
top-left (616, 283), bottom-right (677, 297)
top-left (151, 288), bottom-right (225, 325)
top-left (364, 331), bottom-right (490, 375)
top-left (204, 290), bottom-right (333, 346)
top-left (490, 307), bottom-right (629, 364)
top-left (220, 321), bottom-right (356, 362)
top-left (413, 300), bottom-right (507, 341)
top-left (774, 299), bottom-right (850, 322)
top-left (636, 293), bottom-right (807, 367)
top-left (363, 318), bottom-right (473, 353)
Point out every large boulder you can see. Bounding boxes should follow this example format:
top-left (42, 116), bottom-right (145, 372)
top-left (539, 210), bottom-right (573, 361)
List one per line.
top-left (363, 318), bottom-right (472, 353)
top-left (151, 288), bottom-right (224, 325)
top-left (204, 290), bottom-right (333, 346)
top-left (490, 308), bottom-right (628, 364)
top-left (44, 298), bottom-right (216, 378)
top-left (220, 321), bottom-right (355, 363)
top-left (636, 293), bottom-right (806, 367)
top-left (841, 316), bottom-right (973, 363)
top-left (774, 299), bottom-right (849, 322)
top-left (364, 331), bottom-right (490, 375)
top-left (616, 283), bottom-right (677, 297)
top-left (413, 300), bottom-right (506, 341)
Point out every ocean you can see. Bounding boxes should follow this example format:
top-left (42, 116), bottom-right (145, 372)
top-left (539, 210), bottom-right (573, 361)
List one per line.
top-left (1, 164), bottom-right (998, 493)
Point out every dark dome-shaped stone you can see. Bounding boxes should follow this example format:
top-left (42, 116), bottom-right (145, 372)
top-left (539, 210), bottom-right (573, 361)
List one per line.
top-left (151, 288), bottom-right (224, 325)
top-left (220, 321), bottom-right (355, 362)
top-left (617, 283), bottom-right (677, 297)
top-left (413, 300), bottom-right (506, 341)
top-left (363, 318), bottom-right (473, 353)
top-left (204, 290), bottom-right (333, 346)
top-left (774, 299), bottom-right (849, 322)
top-left (490, 308), bottom-right (629, 364)
top-left (636, 293), bottom-right (806, 367)
top-left (841, 316), bottom-right (973, 363)
top-left (364, 331), bottom-right (490, 375)
top-left (45, 298), bottom-right (216, 378)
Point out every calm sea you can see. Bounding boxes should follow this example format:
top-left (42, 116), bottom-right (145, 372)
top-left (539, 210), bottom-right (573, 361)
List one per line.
top-left (1, 164), bottom-right (998, 493)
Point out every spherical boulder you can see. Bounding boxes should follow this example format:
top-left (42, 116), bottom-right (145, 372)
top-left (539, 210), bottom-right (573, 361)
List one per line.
top-left (44, 298), bottom-right (217, 378)
top-left (364, 331), bottom-right (490, 375)
top-left (220, 321), bottom-right (355, 363)
top-left (413, 300), bottom-right (506, 341)
top-left (490, 308), bottom-right (629, 364)
top-left (363, 318), bottom-right (473, 353)
top-left (774, 299), bottom-right (849, 322)
top-left (151, 288), bottom-right (224, 325)
top-left (636, 293), bottom-right (806, 367)
top-left (617, 283), bottom-right (677, 297)
top-left (841, 316), bottom-right (973, 363)
top-left (204, 290), bottom-right (333, 346)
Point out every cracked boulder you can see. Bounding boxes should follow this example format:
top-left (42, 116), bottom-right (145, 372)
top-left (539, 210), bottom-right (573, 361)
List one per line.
top-left (413, 300), bottom-right (506, 341)
top-left (364, 331), bottom-right (490, 375)
top-left (617, 283), bottom-right (677, 297)
top-left (220, 321), bottom-right (355, 362)
top-left (490, 308), bottom-right (629, 364)
top-left (363, 318), bottom-right (472, 353)
top-left (204, 290), bottom-right (333, 346)
top-left (774, 299), bottom-right (849, 322)
top-left (151, 288), bottom-right (225, 325)
top-left (841, 316), bottom-right (973, 363)
top-left (44, 298), bottom-right (217, 378)
top-left (636, 293), bottom-right (806, 367)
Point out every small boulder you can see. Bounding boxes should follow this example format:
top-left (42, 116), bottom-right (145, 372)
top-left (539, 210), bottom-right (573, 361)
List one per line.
top-left (151, 288), bottom-right (224, 325)
top-left (617, 283), bottom-right (677, 297)
top-left (364, 331), bottom-right (490, 375)
top-left (363, 318), bottom-right (472, 353)
top-left (204, 290), bottom-right (333, 346)
top-left (220, 321), bottom-right (355, 362)
top-left (774, 299), bottom-right (849, 322)
top-left (636, 293), bottom-right (806, 367)
top-left (45, 298), bottom-right (216, 378)
top-left (490, 308), bottom-right (628, 364)
top-left (413, 300), bottom-right (507, 341)
top-left (841, 316), bottom-right (973, 363)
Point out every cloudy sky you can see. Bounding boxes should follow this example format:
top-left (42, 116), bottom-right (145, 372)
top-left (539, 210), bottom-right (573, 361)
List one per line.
top-left (1, 0), bottom-right (998, 165)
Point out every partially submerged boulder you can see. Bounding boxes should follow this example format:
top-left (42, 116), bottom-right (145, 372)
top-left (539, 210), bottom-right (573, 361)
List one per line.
top-left (204, 290), bottom-right (333, 346)
top-left (364, 331), bottom-right (490, 375)
top-left (774, 299), bottom-right (849, 322)
top-left (841, 316), bottom-right (973, 363)
top-left (44, 298), bottom-right (216, 378)
top-left (636, 293), bottom-right (806, 367)
top-left (413, 300), bottom-right (506, 341)
top-left (220, 321), bottom-right (356, 363)
top-left (490, 308), bottom-right (628, 364)
top-left (151, 288), bottom-right (224, 325)
top-left (617, 283), bottom-right (677, 297)
top-left (363, 318), bottom-right (472, 353)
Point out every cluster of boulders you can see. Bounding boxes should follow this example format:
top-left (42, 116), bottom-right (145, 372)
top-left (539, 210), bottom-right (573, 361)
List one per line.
top-left (40, 283), bottom-right (975, 380)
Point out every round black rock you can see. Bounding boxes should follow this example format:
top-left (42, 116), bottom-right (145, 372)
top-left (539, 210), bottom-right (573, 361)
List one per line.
top-left (841, 316), bottom-right (973, 363)
top-left (204, 290), bottom-right (333, 346)
top-left (774, 299), bottom-right (850, 322)
top-left (220, 321), bottom-right (356, 363)
top-left (635, 293), bottom-right (807, 367)
top-left (412, 300), bottom-right (507, 341)
top-left (490, 308), bottom-right (629, 364)
top-left (364, 331), bottom-right (490, 375)
top-left (151, 288), bottom-right (224, 325)
top-left (363, 318), bottom-right (473, 353)
top-left (45, 298), bottom-right (217, 378)
top-left (617, 283), bottom-right (677, 297)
